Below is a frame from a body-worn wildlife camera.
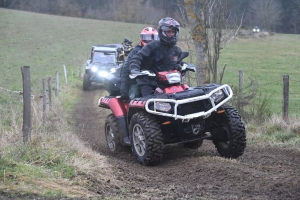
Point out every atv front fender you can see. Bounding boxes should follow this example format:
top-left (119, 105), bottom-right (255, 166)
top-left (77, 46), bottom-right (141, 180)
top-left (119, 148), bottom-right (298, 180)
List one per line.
top-left (98, 97), bottom-right (128, 117)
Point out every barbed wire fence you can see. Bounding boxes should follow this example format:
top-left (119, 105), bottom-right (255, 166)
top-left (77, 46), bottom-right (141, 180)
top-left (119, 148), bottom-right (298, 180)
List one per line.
top-left (1, 63), bottom-right (300, 142)
top-left (0, 65), bottom-right (70, 143)
top-left (181, 60), bottom-right (300, 123)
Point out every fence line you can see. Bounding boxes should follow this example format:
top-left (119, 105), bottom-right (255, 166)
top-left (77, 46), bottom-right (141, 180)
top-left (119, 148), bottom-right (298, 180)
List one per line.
top-left (7, 65), bottom-right (300, 142)
top-left (19, 65), bottom-right (63, 142)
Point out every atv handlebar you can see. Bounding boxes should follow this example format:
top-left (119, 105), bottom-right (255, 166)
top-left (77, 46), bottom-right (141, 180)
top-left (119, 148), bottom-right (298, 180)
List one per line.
top-left (129, 63), bottom-right (196, 79)
top-left (129, 69), bottom-right (156, 79)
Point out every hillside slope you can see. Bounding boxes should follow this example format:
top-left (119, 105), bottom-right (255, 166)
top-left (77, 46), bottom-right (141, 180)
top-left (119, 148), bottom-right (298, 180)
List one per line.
top-left (0, 8), bottom-right (148, 91)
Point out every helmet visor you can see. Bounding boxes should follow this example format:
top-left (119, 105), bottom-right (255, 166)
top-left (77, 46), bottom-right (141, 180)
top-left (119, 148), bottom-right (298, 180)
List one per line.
top-left (160, 25), bottom-right (179, 32)
top-left (141, 33), bottom-right (159, 43)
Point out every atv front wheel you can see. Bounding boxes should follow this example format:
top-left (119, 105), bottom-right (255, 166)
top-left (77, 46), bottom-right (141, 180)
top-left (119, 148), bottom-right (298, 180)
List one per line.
top-left (129, 112), bottom-right (163, 166)
top-left (212, 105), bottom-right (246, 158)
top-left (83, 74), bottom-right (91, 90)
top-left (105, 114), bottom-right (121, 153)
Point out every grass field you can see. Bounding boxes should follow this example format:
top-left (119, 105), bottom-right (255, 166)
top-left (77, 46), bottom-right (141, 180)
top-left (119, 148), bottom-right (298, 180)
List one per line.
top-left (219, 34), bottom-right (300, 115)
top-left (2, 8), bottom-right (299, 116)
top-left (0, 8), bottom-right (152, 92)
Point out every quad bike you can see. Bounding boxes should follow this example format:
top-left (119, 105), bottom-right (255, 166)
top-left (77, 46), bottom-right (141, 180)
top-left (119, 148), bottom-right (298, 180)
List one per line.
top-left (98, 52), bottom-right (246, 166)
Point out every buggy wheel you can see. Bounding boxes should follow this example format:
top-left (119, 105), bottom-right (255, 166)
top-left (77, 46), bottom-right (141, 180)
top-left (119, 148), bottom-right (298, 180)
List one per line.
top-left (83, 74), bottom-right (91, 90)
top-left (105, 114), bottom-right (121, 153)
top-left (212, 105), bottom-right (246, 158)
top-left (129, 112), bottom-right (163, 166)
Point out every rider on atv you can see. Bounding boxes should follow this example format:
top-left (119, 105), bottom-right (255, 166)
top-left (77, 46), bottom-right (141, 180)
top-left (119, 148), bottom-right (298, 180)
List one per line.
top-left (120, 27), bottom-right (158, 100)
top-left (129, 17), bottom-right (183, 97)
top-left (99, 17), bottom-right (246, 165)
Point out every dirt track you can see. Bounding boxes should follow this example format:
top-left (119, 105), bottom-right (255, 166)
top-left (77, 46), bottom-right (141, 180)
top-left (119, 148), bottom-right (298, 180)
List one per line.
top-left (73, 86), bottom-right (300, 200)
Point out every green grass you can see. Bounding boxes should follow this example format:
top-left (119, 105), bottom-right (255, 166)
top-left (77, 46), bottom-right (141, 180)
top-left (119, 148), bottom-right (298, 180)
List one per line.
top-left (219, 34), bottom-right (300, 115)
top-left (1, 8), bottom-right (300, 116)
top-left (0, 8), bottom-right (152, 92)
top-left (0, 92), bottom-right (109, 198)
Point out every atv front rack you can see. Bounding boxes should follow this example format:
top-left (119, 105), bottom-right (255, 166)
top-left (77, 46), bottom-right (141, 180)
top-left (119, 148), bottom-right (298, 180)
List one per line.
top-left (145, 84), bottom-right (233, 122)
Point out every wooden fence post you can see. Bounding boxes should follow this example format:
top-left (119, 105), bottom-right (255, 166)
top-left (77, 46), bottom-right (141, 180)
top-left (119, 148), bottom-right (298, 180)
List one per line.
top-left (238, 69), bottom-right (243, 112)
top-left (55, 71), bottom-right (59, 96)
top-left (47, 77), bottom-right (52, 108)
top-left (42, 79), bottom-right (47, 125)
top-left (21, 66), bottom-right (31, 143)
top-left (283, 75), bottom-right (289, 121)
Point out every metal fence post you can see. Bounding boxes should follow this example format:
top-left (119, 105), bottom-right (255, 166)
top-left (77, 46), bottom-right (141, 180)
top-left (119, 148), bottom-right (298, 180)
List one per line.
top-left (64, 65), bottom-right (68, 84)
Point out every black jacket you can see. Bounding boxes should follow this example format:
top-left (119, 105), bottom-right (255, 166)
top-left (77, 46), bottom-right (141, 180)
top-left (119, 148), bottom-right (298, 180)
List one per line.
top-left (119, 45), bottom-right (142, 96)
top-left (129, 40), bottom-right (182, 74)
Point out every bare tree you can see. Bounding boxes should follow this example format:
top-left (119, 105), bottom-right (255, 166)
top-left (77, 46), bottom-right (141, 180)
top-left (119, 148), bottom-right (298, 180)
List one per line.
top-left (179, 0), bottom-right (243, 84)
top-left (206, 0), bottom-right (243, 83)
top-left (249, 0), bottom-right (283, 32)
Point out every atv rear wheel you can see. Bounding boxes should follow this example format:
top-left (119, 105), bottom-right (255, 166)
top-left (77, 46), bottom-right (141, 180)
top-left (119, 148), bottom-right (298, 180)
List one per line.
top-left (83, 74), bottom-right (91, 90)
top-left (105, 114), bottom-right (121, 153)
top-left (212, 105), bottom-right (246, 158)
top-left (129, 112), bottom-right (163, 166)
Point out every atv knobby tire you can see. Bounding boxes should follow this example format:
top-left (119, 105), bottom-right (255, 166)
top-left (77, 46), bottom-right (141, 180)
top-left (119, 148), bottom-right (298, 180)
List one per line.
top-left (212, 105), bottom-right (246, 158)
top-left (129, 112), bottom-right (164, 166)
top-left (83, 74), bottom-right (91, 91)
top-left (105, 114), bottom-right (122, 153)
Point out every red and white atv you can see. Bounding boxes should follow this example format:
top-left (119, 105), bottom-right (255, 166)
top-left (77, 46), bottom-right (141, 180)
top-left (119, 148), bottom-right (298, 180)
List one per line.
top-left (99, 53), bottom-right (246, 166)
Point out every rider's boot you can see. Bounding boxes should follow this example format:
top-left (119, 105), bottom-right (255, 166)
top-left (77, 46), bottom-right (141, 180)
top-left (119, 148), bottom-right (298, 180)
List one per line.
top-left (117, 116), bottom-right (131, 145)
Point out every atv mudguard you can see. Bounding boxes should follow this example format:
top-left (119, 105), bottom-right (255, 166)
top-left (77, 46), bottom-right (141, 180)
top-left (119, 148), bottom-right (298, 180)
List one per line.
top-left (99, 97), bottom-right (128, 117)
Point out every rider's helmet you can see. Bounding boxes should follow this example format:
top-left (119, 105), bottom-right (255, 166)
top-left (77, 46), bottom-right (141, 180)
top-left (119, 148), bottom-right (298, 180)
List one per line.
top-left (157, 17), bottom-right (180, 46)
top-left (140, 27), bottom-right (158, 46)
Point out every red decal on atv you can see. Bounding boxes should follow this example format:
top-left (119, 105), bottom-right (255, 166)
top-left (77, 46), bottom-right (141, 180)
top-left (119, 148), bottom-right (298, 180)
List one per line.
top-left (129, 100), bottom-right (146, 108)
top-left (164, 86), bottom-right (184, 93)
top-left (99, 97), bottom-right (110, 107)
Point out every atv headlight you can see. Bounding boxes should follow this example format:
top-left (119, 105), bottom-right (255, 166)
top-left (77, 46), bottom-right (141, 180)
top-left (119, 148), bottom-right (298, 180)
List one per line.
top-left (98, 71), bottom-right (108, 77)
top-left (211, 89), bottom-right (225, 103)
top-left (155, 102), bottom-right (171, 112)
top-left (91, 66), bottom-right (98, 72)
top-left (166, 72), bottom-right (181, 84)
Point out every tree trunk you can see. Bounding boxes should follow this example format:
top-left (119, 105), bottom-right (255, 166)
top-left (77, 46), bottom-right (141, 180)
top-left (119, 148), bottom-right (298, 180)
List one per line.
top-left (184, 0), bottom-right (209, 85)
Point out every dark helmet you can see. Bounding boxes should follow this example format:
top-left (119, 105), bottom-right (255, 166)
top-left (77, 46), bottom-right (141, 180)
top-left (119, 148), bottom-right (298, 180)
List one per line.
top-left (140, 27), bottom-right (158, 46)
top-left (157, 17), bottom-right (180, 46)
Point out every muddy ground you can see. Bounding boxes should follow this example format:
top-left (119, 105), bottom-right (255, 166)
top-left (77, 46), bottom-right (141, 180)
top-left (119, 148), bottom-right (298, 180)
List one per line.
top-left (72, 86), bottom-right (300, 200)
